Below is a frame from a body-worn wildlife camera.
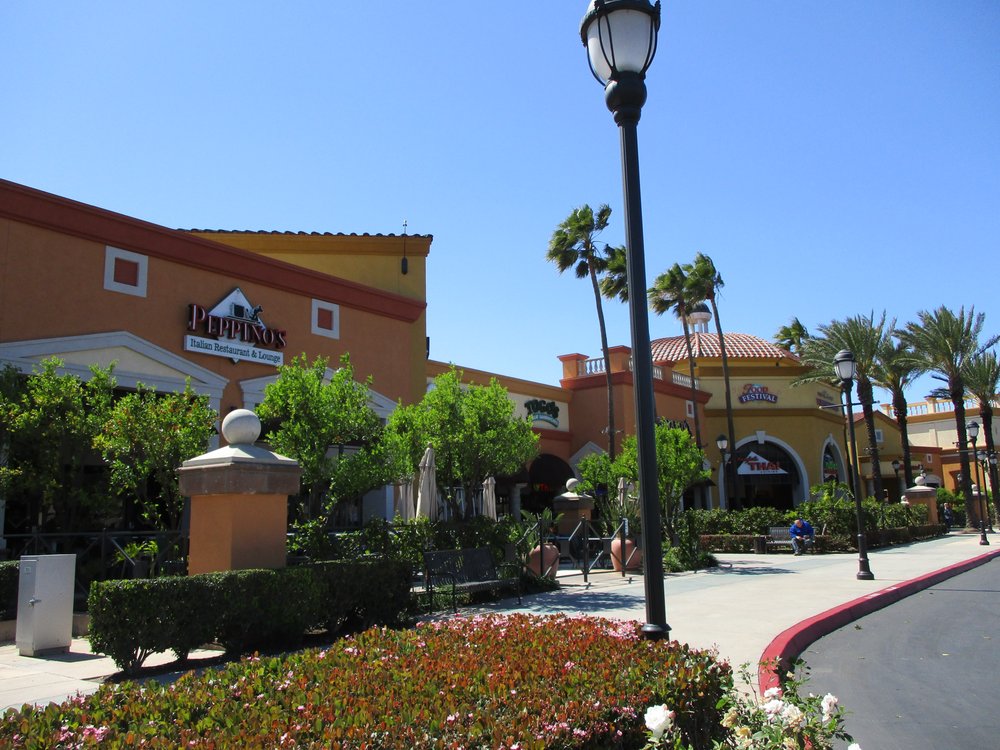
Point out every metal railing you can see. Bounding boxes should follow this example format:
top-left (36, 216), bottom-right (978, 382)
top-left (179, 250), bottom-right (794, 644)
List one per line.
top-left (3, 529), bottom-right (188, 606)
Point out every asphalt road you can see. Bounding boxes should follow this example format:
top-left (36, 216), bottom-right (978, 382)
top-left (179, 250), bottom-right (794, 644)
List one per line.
top-left (800, 557), bottom-right (1000, 750)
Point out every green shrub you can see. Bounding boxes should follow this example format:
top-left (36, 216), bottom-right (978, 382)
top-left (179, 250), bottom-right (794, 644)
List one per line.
top-left (0, 560), bottom-right (19, 620)
top-left (88, 561), bottom-right (412, 674)
top-left (4, 614), bottom-right (731, 749)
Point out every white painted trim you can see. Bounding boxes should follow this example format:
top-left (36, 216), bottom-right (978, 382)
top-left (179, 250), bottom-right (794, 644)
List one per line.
top-left (569, 440), bottom-right (605, 477)
top-left (0, 332), bottom-right (228, 436)
top-left (311, 299), bottom-right (341, 339)
top-left (104, 246), bottom-right (148, 297)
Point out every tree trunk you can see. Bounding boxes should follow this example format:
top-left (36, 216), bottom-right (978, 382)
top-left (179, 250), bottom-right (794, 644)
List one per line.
top-left (857, 377), bottom-right (884, 503)
top-left (709, 297), bottom-right (738, 510)
top-left (892, 389), bottom-right (914, 488)
top-left (590, 268), bottom-right (616, 461)
top-left (982, 407), bottom-right (1000, 525)
top-left (952, 378), bottom-right (977, 527)
top-left (680, 314), bottom-right (702, 449)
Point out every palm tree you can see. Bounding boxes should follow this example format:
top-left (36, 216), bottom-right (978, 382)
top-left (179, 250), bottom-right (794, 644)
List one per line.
top-left (872, 328), bottom-right (923, 488)
top-left (899, 306), bottom-right (999, 527)
top-left (963, 351), bottom-right (1000, 523)
top-left (649, 263), bottom-right (703, 448)
top-left (774, 317), bottom-right (810, 354)
top-left (684, 253), bottom-right (738, 509)
top-left (797, 312), bottom-right (889, 504)
top-left (547, 204), bottom-right (623, 459)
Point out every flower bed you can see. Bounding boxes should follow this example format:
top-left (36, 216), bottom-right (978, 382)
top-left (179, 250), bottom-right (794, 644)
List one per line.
top-left (1, 614), bottom-right (730, 749)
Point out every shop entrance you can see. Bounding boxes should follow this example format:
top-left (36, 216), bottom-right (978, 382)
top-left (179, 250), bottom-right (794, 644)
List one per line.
top-left (734, 441), bottom-right (801, 511)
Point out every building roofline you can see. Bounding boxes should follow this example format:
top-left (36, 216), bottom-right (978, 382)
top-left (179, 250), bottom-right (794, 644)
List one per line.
top-left (0, 179), bottom-right (426, 323)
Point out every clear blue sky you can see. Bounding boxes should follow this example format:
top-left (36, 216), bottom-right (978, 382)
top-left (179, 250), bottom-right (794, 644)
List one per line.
top-left (3, 2), bottom-right (998, 404)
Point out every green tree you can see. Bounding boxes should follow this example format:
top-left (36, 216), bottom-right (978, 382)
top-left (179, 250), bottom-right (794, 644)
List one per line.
top-left (547, 204), bottom-right (625, 459)
top-left (2, 358), bottom-right (115, 532)
top-left (963, 351), bottom-right (1000, 520)
top-left (900, 306), bottom-right (998, 526)
top-left (385, 367), bottom-right (538, 519)
top-left (649, 264), bottom-right (703, 448)
top-left (871, 329), bottom-right (923, 488)
top-left (774, 317), bottom-right (810, 354)
top-left (94, 380), bottom-right (216, 530)
top-left (797, 312), bottom-right (889, 504)
top-left (685, 252), bottom-right (737, 507)
top-left (256, 354), bottom-right (384, 521)
top-left (614, 423), bottom-right (708, 544)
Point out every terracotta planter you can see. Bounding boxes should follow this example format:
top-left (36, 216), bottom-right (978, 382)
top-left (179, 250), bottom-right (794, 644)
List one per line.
top-left (611, 537), bottom-right (642, 572)
top-left (526, 542), bottom-right (560, 579)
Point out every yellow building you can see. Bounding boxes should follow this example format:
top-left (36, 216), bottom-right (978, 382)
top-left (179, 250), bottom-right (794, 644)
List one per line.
top-left (649, 309), bottom-right (851, 510)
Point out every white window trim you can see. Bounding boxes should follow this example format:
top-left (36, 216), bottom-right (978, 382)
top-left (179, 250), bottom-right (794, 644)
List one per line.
top-left (311, 299), bottom-right (340, 339)
top-left (104, 246), bottom-right (148, 297)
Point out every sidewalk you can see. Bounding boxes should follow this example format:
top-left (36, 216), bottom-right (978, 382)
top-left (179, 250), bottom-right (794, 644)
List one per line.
top-left (1, 532), bottom-right (996, 713)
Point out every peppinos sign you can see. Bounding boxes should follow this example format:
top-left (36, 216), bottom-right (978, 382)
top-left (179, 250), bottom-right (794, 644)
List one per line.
top-left (525, 399), bottom-right (560, 428)
top-left (184, 288), bottom-right (287, 366)
top-left (739, 383), bottom-right (778, 404)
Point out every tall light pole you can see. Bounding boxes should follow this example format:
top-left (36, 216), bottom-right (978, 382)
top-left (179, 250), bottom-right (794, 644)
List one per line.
top-left (967, 421), bottom-right (989, 546)
top-left (834, 350), bottom-right (874, 580)
top-left (580, 0), bottom-right (667, 639)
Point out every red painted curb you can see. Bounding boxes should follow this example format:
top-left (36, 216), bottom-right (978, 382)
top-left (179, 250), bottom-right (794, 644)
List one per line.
top-left (757, 548), bottom-right (1000, 694)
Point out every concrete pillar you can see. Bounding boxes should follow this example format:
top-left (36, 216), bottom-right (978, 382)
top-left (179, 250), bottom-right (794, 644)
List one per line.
top-left (552, 478), bottom-right (594, 535)
top-left (904, 483), bottom-right (939, 525)
top-left (179, 410), bottom-right (301, 576)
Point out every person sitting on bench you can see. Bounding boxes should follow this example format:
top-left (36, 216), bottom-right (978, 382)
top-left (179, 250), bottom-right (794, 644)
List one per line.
top-left (789, 517), bottom-right (815, 555)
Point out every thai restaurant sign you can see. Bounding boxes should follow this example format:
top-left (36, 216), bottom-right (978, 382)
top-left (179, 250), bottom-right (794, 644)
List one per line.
top-left (737, 451), bottom-right (788, 475)
top-left (184, 288), bottom-right (287, 366)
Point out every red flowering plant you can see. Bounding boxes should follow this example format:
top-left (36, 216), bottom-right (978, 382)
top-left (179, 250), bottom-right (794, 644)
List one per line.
top-left (1, 614), bottom-right (730, 749)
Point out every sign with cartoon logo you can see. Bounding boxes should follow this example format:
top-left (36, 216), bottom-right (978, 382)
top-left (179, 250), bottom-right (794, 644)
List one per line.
top-left (184, 288), bottom-right (287, 366)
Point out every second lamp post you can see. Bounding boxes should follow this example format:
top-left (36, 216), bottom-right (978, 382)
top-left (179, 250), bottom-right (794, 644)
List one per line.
top-left (834, 350), bottom-right (875, 580)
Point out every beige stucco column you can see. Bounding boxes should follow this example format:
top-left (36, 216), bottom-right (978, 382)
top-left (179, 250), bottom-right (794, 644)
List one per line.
top-left (904, 481), bottom-right (939, 525)
top-left (179, 409), bottom-right (301, 575)
top-left (552, 478), bottom-right (594, 535)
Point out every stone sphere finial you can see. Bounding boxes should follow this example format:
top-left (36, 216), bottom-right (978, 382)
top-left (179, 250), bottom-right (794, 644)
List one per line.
top-left (222, 409), bottom-right (261, 446)
top-left (566, 477), bottom-right (580, 492)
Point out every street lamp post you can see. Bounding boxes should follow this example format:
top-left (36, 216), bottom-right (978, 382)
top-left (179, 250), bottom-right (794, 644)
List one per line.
top-left (834, 350), bottom-right (875, 580)
top-left (967, 422), bottom-right (989, 545)
top-left (580, 0), bottom-right (667, 640)
top-left (716, 434), bottom-right (729, 510)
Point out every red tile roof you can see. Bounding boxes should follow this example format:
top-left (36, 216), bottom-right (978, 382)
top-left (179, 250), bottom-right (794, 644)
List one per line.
top-left (651, 332), bottom-right (800, 363)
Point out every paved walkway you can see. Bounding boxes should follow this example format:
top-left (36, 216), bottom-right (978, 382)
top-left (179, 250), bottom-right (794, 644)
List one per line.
top-left (1, 532), bottom-right (996, 713)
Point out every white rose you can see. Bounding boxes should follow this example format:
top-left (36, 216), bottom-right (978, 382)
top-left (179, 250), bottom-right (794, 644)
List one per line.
top-left (821, 693), bottom-right (839, 721)
top-left (644, 704), bottom-right (675, 739)
top-left (847, 744), bottom-right (863, 750)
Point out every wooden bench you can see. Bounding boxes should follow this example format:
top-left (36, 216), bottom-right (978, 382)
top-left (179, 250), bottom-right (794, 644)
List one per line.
top-left (423, 547), bottom-right (521, 613)
top-left (765, 525), bottom-right (816, 554)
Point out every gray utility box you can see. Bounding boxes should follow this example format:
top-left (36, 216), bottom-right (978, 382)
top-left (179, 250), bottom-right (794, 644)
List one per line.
top-left (16, 554), bottom-right (76, 657)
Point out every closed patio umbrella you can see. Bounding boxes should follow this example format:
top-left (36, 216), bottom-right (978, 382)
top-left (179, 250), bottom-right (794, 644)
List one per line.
top-left (395, 475), bottom-right (415, 521)
top-left (482, 476), bottom-right (498, 520)
top-left (416, 444), bottom-right (438, 521)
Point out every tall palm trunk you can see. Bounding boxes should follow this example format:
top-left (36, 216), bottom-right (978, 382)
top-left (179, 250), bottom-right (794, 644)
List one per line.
top-left (856, 378), bottom-right (884, 503)
top-left (590, 267), bottom-right (616, 461)
top-left (891, 389), bottom-right (915, 488)
top-left (981, 405), bottom-right (1000, 524)
top-left (951, 379), bottom-right (977, 527)
top-left (707, 296), bottom-right (738, 509)
top-left (679, 312), bottom-right (702, 448)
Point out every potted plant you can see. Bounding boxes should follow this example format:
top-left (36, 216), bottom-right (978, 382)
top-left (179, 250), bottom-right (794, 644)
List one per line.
top-left (522, 508), bottom-right (562, 580)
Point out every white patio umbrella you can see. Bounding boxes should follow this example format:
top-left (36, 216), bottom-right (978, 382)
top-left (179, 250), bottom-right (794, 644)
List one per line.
top-left (395, 475), bottom-right (415, 521)
top-left (482, 476), bottom-right (498, 520)
top-left (416, 444), bottom-right (438, 521)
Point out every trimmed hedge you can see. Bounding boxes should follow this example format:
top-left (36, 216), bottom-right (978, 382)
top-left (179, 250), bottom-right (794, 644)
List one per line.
top-left (0, 560), bottom-right (18, 620)
top-left (88, 559), bottom-right (412, 674)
